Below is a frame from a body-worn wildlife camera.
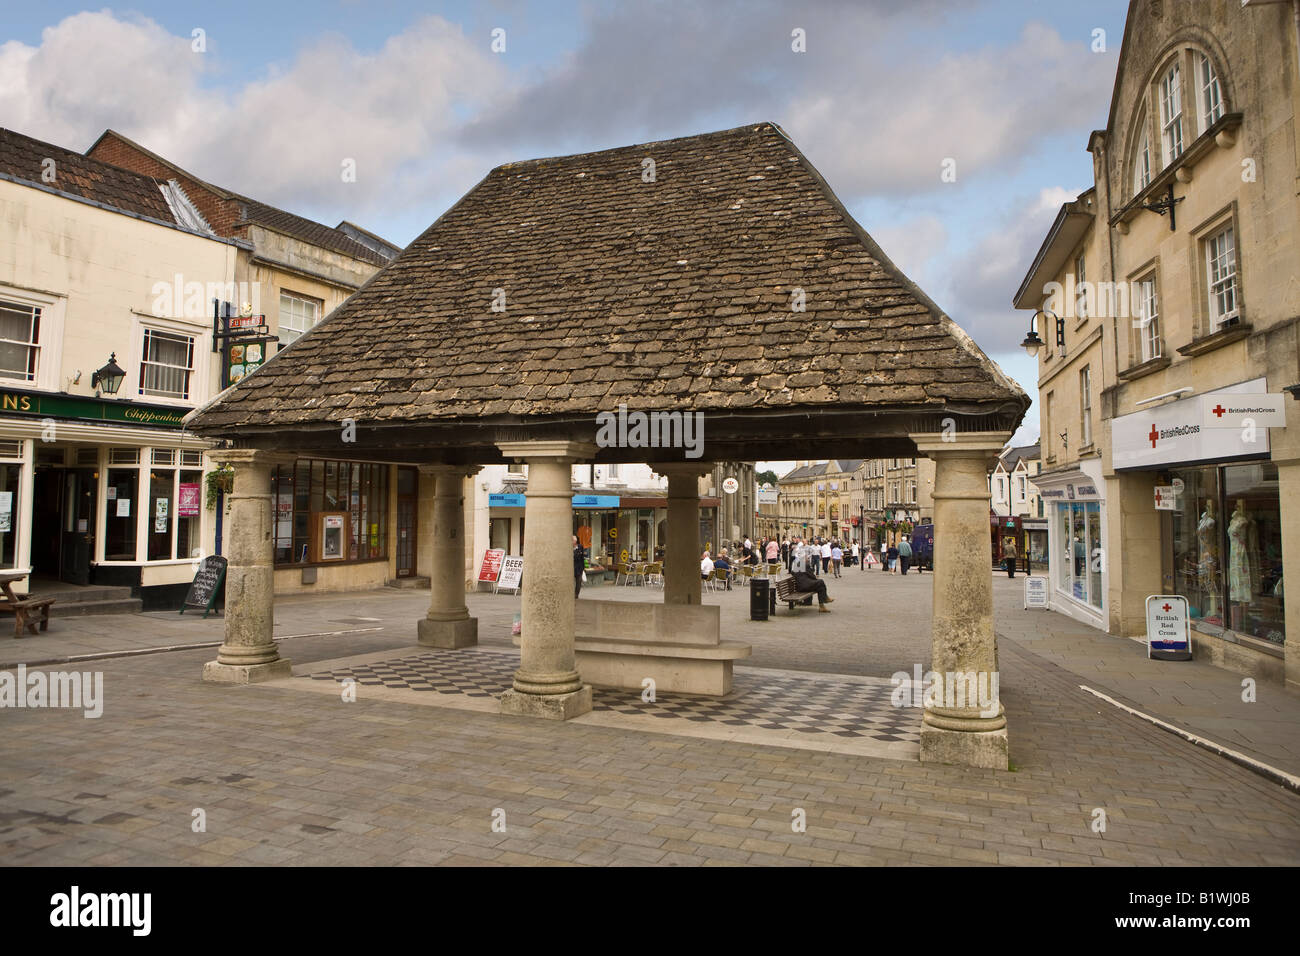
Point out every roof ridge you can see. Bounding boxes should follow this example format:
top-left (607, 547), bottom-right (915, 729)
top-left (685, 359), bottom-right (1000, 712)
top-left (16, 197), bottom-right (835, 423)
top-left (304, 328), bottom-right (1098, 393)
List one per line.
top-left (490, 122), bottom-right (784, 173)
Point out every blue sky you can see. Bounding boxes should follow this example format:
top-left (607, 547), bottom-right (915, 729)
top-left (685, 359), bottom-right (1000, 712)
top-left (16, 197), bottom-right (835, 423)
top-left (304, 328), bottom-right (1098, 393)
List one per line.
top-left (1, 0), bottom-right (1134, 457)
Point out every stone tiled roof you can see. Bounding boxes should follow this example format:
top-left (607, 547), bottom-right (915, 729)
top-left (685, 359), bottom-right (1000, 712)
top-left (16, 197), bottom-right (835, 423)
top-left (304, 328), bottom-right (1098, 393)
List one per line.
top-left (190, 122), bottom-right (1027, 435)
top-left (0, 127), bottom-right (176, 223)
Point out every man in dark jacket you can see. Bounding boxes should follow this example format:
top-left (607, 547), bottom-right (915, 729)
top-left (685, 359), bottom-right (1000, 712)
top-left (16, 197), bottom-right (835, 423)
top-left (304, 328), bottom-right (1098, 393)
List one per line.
top-left (791, 568), bottom-right (833, 612)
top-left (574, 535), bottom-right (586, 599)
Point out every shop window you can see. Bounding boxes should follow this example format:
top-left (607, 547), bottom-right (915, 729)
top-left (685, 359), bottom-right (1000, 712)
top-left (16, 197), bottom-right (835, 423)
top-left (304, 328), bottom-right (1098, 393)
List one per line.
top-left (105, 468), bottom-right (138, 561)
top-left (152, 449), bottom-right (176, 466)
top-left (489, 517), bottom-right (511, 553)
top-left (109, 447), bottom-right (140, 465)
top-left (177, 470), bottom-right (201, 558)
top-left (147, 470), bottom-right (173, 561)
top-left (0, 463), bottom-right (19, 568)
top-left (180, 450), bottom-right (203, 467)
top-left (271, 458), bottom-right (388, 565)
top-left (0, 299), bottom-right (41, 382)
top-left (1172, 463), bottom-right (1284, 644)
top-left (139, 328), bottom-right (195, 399)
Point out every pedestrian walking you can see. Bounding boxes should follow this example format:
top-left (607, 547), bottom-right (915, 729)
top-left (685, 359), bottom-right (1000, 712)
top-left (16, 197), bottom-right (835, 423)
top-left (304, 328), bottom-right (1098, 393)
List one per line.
top-left (574, 535), bottom-right (586, 599)
top-left (820, 538), bottom-right (832, 574)
top-left (1004, 537), bottom-right (1018, 579)
top-left (781, 538), bottom-right (791, 569)
top-left (849, 541), bottom-right (859, 570)
top-left (830, 542), bottom-right (843, 577)
top-left (898, 534), bottom-right (913, 575)
top-left (766, 537), bottom-right (779, 565)
top-left (887, 543), bottom-right (899, 574)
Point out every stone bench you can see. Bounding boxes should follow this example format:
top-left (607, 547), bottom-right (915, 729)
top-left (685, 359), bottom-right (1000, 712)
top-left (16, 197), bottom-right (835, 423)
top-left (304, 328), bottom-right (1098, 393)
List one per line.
top-left (514, 599), bottom-right (750, 695)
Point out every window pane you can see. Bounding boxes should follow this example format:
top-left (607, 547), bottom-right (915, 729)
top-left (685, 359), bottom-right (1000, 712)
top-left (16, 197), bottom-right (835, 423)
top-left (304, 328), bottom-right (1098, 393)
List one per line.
top-left (148, 469), bottom-right (173, 560)
top-left (106, 468), bottom-right (138, 560)
top-left (1222, 463), bottom-right (1284, 643)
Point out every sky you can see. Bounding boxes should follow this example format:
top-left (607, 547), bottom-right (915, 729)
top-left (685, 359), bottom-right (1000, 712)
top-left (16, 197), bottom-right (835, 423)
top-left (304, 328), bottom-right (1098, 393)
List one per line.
top-left (0, 0), bottom-right (1132, 474)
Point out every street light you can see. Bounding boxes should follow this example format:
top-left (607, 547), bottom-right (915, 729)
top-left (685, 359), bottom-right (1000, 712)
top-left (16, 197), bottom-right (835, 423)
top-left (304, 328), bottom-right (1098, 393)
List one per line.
top-left (1021, 309), bottom-right (1063, 359)
top-left (91, 353), bottom-right (126, 395)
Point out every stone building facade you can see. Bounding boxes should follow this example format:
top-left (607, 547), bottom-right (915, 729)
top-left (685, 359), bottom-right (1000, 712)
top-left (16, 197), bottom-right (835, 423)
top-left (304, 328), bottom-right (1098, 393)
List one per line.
top-left (1016, 0), bottom-right (1300, 686)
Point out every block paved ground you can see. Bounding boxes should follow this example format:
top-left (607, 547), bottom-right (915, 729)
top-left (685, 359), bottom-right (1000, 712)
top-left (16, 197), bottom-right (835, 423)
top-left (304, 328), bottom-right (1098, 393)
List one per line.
top-left (1, 569), bottom-right (1297, 866)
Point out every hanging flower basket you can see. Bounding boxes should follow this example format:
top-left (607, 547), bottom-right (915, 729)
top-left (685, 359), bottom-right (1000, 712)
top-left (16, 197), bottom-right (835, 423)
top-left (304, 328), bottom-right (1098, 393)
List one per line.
top-left (205, 466), bottom-right (234, 511)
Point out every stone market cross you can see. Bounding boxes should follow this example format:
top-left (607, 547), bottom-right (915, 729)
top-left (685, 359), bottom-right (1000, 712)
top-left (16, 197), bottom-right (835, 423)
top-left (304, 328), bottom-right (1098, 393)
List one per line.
top-left (186, 122), bottom-right (1029, 769)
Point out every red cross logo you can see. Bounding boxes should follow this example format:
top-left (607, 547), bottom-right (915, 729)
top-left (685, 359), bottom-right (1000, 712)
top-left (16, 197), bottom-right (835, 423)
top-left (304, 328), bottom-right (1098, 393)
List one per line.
top-left (1148, 425), bottom-right (1159, 448)
top-left (1155, 489), bottom-right (1163, 505)
top-left (1162, 603), bottom-right (1172, 612)
top-left (1212, 404), bottom-right (1226, 418)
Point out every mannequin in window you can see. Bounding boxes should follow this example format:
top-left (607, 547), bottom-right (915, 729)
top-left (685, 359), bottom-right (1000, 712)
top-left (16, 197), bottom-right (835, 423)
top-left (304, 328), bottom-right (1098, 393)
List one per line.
top-left (1197, 498), bottom-right (1220, 621)
top-left (1228, 499), bottom-right (1258, 630)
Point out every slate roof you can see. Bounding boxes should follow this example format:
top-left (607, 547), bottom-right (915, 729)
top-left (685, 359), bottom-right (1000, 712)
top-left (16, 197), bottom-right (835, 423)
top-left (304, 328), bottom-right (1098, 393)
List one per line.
top-left (0, 127), bottom-right (177, 224)
top-left (190, 122), bottom-right (1027, 436)
top-left (1000, 443), bottom-right (1041, 470)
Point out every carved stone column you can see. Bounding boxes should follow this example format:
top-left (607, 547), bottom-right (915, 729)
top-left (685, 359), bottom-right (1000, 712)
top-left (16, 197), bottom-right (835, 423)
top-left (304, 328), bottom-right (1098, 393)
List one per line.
top-left (660, 463), bottom-right (713, 606)
top-left (202, 448), bottom-right (295, 684)
top-left (496, 441), bottom-right (596, 719)
top-left (417, 464), bottom-right (480, 648)
top-left (912, 432), bottom-right (1013, 769)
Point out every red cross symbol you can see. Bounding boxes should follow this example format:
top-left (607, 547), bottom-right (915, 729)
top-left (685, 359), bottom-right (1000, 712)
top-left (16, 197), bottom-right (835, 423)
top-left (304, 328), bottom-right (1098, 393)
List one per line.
top-left (1212, 404), bottom-right (1226, 418)
top-left (1162, 603), bottom-right (1172, 612)
top-left (1155, 489), bottom-right (1163, 505)
top-left (1148, 425), bottom-right (1159, 448)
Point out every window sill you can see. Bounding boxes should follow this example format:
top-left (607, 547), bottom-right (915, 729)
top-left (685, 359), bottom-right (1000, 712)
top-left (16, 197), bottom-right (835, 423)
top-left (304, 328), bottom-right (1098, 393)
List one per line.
top-left (1176, 323), bottom-right (1251, 357)
top-left (1117, 353), bottom-right (1172, 382)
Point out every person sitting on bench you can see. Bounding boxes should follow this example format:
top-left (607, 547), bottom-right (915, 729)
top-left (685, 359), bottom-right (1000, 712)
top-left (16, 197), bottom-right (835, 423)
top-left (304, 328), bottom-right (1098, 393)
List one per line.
top-left (791, 568), bottom-right (834, 612)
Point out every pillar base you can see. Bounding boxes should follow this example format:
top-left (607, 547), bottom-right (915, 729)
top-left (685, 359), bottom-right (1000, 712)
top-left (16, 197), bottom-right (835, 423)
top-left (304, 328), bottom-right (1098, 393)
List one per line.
top-left (418, 617), bottom-right (478, 648)
top-left (919, 723), bottom-right (1009, 770)
top-left (499, 685), bottom-right (593, 720)
top-left (202, 658), bottom-right (293, 684)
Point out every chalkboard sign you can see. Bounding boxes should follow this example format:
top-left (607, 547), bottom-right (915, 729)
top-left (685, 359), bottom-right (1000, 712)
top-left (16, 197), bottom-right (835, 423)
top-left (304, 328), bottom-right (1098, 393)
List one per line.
top-left (180, 556), bottom-right (228, 618)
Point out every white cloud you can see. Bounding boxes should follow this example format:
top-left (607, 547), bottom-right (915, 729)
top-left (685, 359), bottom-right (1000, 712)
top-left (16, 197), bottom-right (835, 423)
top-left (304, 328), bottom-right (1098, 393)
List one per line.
top-left (0, 11), bottom-right (512, 222)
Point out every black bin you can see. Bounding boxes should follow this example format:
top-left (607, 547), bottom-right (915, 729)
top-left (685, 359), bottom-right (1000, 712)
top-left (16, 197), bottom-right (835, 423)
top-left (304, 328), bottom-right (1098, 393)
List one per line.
top-left (749, 576), bottom-right (770, 621)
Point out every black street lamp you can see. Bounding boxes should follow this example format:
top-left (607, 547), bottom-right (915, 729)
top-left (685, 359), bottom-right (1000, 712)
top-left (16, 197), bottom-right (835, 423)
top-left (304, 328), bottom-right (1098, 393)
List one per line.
top-left (1021, 309), bottom-right (1063, 359)
top-left (91, 353), bottom-right (126, 395)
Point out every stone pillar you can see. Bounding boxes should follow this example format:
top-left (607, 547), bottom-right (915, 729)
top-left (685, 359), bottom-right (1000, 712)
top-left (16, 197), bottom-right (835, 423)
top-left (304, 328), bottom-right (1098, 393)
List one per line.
top-left (912, 432), bottom-right (1012, 769)
top-left (496, 441), bottom-right (595, 719)
top-left (417, 464), bottom-right (480, 648)
top-left (1277, 459), bottom-right (1300, 693)
top-left (202, 449), bottom-right (296, 684)
top-left (661, 463), bottom-right (711, 606)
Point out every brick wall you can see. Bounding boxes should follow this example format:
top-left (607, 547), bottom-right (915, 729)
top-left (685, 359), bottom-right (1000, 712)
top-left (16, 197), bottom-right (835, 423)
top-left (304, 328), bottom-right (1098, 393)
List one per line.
top-left (87, 133), bottom-right (245, 238)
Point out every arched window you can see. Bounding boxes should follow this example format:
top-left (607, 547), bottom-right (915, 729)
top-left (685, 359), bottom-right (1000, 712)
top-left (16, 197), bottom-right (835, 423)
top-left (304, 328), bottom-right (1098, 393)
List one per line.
top-left (1159, 58), bottom-right (1184, 164)
top-left (1132, 108), bottom-right (1152, 194)
top-left (1198, 52), bottom-right (1223, 128)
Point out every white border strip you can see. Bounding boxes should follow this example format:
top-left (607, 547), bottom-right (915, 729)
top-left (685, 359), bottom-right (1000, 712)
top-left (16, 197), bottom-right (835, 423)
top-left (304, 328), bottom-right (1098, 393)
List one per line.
top-left (1079, 684), bottom-right (1300, 794)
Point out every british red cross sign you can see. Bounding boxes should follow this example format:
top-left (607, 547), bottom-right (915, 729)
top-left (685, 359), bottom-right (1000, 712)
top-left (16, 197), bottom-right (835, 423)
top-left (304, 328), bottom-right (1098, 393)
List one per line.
top-left (1200, 393), bottom-right (1285, 429)
top-left (1146, 595), bottom-right (1190, 661)
top-left (1154, 485), bottom-right (1176, 510)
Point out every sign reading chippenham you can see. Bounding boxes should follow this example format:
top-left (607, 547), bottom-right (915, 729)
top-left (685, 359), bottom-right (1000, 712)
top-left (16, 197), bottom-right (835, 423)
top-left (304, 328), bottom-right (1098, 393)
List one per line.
top-left (1146, 595), bottom-right (1191, 661)
top-left (0, 388), bottom-right (187, 427)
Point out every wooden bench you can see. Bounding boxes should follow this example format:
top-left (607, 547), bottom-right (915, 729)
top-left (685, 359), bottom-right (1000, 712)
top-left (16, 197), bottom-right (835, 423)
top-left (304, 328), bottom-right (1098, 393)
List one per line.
top-left (773, 575), bottom-right (819, 611)
top-left (7, 597), bottom-right (54, 638)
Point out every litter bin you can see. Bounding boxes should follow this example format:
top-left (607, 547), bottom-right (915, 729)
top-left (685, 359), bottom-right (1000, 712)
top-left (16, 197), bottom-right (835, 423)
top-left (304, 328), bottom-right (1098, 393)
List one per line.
top-left (749, 576), bottom-right (770, 621)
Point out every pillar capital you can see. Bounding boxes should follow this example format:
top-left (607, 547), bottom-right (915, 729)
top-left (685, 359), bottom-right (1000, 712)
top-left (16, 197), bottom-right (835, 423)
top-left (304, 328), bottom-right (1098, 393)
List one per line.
top-left (207, 448), bottom-right (297, 470)
top-left (910, 430), bottom-right (1012, 458)
top-left (497, 440), bottom-right (597, 463)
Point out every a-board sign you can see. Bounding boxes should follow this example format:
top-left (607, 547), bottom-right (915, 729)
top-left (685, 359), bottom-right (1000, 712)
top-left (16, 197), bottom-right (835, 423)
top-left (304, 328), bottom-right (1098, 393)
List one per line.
top-left (478, 548), bottom-right (505, 583)
top-left (1024, 575), bottom-right (1049, 609)
top-left (180, 555), bottom-right (227, 618)
top-left (1146, 595), bottom-right (1191, 660)
top-left (496, 556), bottom-right (524, 592)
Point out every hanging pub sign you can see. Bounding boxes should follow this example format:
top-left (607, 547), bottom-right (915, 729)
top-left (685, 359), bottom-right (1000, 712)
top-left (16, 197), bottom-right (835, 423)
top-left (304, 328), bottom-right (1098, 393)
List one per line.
top-left (213, 300), bottom-right (278, 389)
top-left (1146, 595), bottom-right (1191, 661)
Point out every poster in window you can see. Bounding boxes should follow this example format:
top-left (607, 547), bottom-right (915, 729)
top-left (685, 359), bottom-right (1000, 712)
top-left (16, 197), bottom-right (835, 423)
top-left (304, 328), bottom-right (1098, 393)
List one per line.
top-left (116, 498), bottom-right (131, 517)
top-left (0, 491), bottom-right (10, 530)
top-left (154, 516), bottom-right (168, 533)
top-left (178, 483), bottom-right (201, 517)
top-left (106, 487), bottom-right (117, 500)
top-left (155, 497), bottom-right (169, 518)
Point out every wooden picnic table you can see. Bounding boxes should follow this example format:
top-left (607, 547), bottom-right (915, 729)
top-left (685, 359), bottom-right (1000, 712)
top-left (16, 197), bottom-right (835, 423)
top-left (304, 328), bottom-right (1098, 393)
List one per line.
top-left (0, 571), bottom-right (54, 638)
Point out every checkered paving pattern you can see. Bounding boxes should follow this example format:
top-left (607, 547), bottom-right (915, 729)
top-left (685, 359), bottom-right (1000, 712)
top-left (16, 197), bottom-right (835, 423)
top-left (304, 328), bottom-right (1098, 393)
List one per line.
top-left (304, 648), bottom-right (919, 743)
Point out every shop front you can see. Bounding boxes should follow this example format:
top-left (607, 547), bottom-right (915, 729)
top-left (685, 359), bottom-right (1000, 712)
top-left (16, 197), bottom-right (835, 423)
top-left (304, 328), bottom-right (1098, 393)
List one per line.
top-left (1032, 459), bottom-right (1107, 629)
top-left (0, 389), bottom-right (214, 608)
top-left (1112, 378), bottom-right (1286, 668)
